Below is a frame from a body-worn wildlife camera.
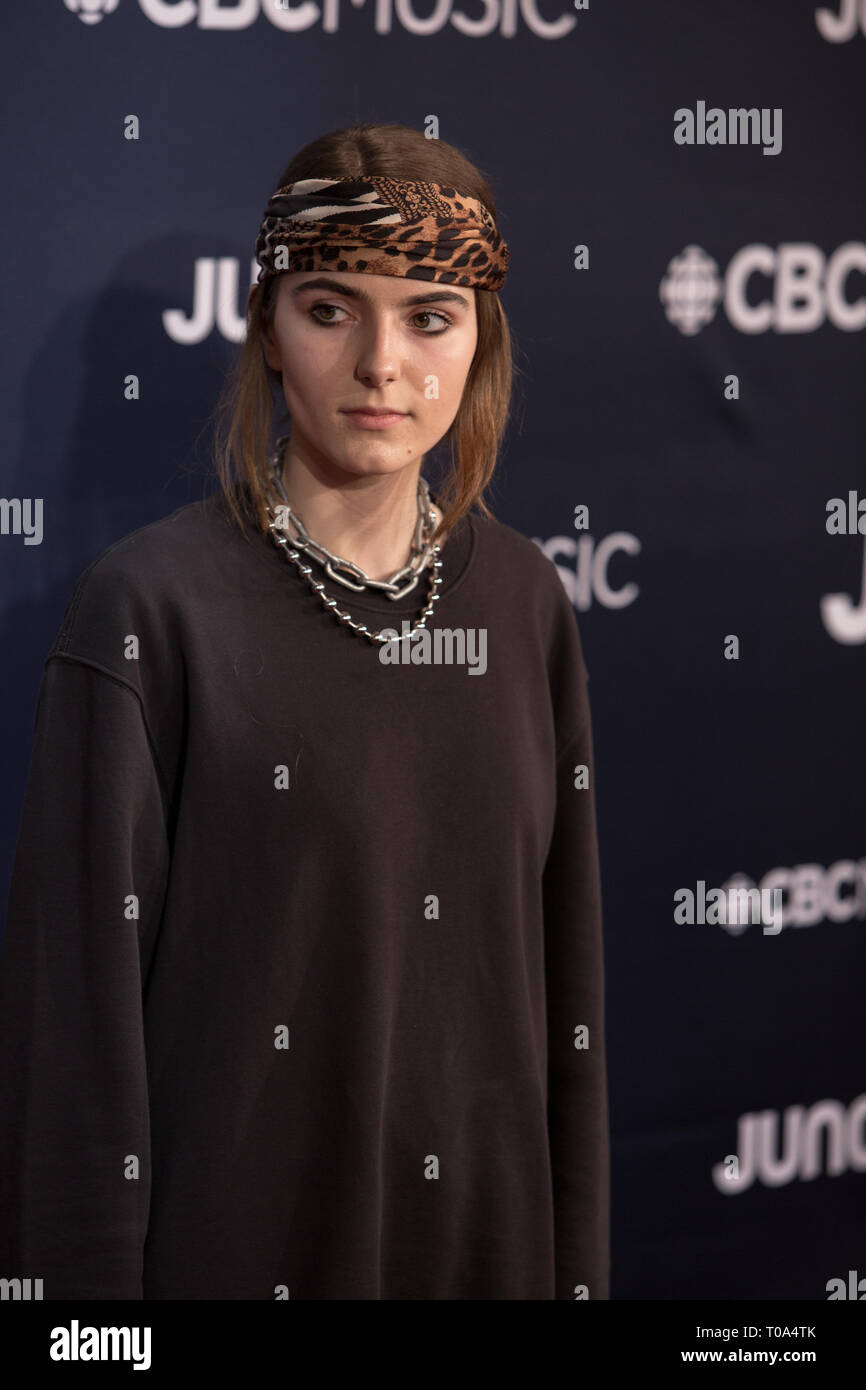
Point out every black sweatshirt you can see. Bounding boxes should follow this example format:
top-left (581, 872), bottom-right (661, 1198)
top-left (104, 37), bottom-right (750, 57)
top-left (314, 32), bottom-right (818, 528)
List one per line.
top-left (0, 489), bottom-right (609, 1300)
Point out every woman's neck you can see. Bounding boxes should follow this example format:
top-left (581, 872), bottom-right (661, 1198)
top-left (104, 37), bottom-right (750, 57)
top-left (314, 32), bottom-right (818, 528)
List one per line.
top-left (279, 451), bottom-right (441, 583)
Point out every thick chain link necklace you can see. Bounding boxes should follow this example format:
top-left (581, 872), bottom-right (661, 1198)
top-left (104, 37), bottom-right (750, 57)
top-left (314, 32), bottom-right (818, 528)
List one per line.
top-left (263, 434), bottom-right (442, 646)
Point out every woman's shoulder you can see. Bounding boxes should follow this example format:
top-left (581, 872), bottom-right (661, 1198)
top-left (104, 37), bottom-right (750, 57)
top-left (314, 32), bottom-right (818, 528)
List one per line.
top-left (470, 509), bottom-right (587, 680)
top-left (70, 492), bottom-right (234, 582)
top-left (48, 492), bottom-right (241, 671)
top-left (470, 509), bottom-right (576, 614)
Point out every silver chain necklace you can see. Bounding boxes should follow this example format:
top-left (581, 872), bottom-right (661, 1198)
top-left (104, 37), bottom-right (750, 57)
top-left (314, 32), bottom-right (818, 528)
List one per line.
top-left (263, 435), bottom-right (442, 646)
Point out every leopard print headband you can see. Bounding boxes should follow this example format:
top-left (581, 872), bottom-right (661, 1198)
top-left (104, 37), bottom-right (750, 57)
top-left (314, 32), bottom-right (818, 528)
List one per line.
top-left (254, 176), bottom-right (509, 293)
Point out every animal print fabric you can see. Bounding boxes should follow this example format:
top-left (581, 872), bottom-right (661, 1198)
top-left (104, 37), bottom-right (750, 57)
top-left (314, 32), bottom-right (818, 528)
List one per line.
top-left (255, 176), bottom-right (509, 292)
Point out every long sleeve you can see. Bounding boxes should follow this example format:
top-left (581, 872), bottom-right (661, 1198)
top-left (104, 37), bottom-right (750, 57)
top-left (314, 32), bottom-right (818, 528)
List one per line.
top-left (542, 611), bottom-right (610, 1300)
top-left (0, 654), bottom-right (170, 1299)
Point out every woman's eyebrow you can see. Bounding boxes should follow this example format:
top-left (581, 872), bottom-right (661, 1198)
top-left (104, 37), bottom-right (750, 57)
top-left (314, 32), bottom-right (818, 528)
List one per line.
top-left (290, 276), bottom-right (471, 309)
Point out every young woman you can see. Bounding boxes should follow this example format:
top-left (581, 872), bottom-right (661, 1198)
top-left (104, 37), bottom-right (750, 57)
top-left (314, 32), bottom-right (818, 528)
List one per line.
top-left (0, 124), bottom-right (610, 1300)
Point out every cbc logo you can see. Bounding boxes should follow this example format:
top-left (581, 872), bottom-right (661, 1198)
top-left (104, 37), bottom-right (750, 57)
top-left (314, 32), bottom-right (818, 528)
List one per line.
top-left (63, 0), bottom-right (119, 22)
top-left (533, 533), bottom-right (640, 612)
top-left (661, 242), bottom-right (866, 335)
top-left (65, 0), bottom-right (579, 36)
top-left (720, 859), bottom-right (866, 934)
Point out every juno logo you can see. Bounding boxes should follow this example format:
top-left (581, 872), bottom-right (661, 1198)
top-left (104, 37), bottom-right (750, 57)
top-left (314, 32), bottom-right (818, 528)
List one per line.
top-left (163, 258), bottom-right (257, 344)
top-left (713, 1093), bottom-right (866, 1193)
top-left (816, 0), bottom-right (866, 41)
top-left (821, 534), bottom-right (866, 645)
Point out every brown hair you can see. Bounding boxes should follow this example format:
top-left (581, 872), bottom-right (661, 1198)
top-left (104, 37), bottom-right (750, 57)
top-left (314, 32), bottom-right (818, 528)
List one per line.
top-left (210, 123), bottom-right (515, 549)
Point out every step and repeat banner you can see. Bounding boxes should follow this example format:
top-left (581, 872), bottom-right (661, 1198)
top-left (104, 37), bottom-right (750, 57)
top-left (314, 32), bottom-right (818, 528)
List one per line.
top-left (1, 0), bottom-right (864, 1301)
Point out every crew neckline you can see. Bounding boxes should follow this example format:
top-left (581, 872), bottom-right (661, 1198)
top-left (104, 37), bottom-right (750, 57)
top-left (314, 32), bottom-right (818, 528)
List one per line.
top-left (224, 490), bottom-right (478, 616)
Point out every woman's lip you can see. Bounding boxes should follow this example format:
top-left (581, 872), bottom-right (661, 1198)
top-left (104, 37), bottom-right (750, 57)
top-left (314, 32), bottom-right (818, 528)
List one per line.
top-left (342, 409), bottom-right (408, 429)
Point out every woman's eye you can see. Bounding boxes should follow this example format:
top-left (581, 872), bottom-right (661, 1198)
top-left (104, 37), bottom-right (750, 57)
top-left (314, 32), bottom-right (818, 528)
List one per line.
top-left (309, 303), bottom-right (346, 325)
top-left (413, 311), bottom-right (452, 333)
top-left (308, 303), bottom-right (452, 333)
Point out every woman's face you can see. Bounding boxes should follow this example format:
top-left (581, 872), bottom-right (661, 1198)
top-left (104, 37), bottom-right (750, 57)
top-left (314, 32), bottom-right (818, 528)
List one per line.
top-left (261, 270), bottom-right (478, 481)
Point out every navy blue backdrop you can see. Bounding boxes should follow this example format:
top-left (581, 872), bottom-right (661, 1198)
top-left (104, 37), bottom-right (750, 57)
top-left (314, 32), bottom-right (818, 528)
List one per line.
top-left (2, 0), bottom-right (865, 1300)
